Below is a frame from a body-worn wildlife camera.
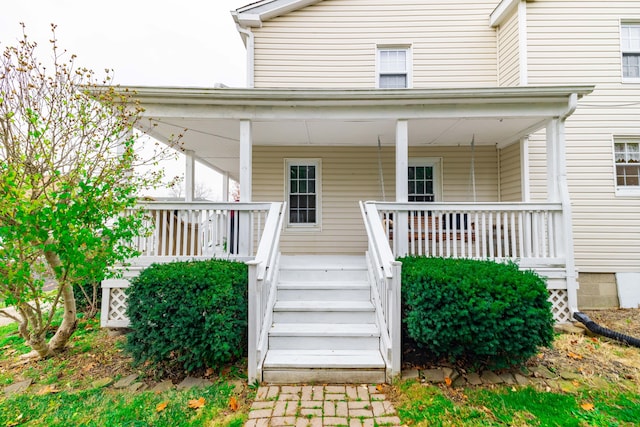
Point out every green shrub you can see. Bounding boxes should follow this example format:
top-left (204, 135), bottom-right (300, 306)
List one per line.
top-left (125, 259), bottom-right (248, 373)
top-left (400, 257), bottom-right (554, 370)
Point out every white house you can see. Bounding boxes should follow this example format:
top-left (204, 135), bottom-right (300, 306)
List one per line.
top-left (102, 0), bottom-right (640, 383)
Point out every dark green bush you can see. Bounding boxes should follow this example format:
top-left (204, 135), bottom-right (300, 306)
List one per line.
top-left (125, 259), bottom-right (248, 373)
top-left (401, 257), bottom-right (554, 370)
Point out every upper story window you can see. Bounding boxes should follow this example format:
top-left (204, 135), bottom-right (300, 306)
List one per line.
top-left (621, 24), bottom-right (640, 79)
top-left (614, 140), bottom-right (640, 191)
top-left (377, 47), bottom-right (412, 89)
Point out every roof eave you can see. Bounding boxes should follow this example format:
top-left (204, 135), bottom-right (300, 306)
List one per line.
top-left (233, 0), bottom-right (323, 28)
top-left (105, 85), bottom-right (595, 108)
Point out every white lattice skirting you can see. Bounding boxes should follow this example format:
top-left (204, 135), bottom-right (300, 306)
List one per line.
top-left (548, 289), bottom-right (571, 323)
top-left (101, 280), bottom-right (572, 329)
top-left (101, 279), bottom-right (131, 328)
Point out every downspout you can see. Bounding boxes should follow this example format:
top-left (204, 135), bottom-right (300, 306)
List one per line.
top-left (236, 24), bottom-right (255, 88)
top-left (557, 93), bottom-right (579, 315)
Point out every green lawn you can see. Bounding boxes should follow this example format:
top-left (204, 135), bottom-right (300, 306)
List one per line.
top-left (2, 318), bottom-right (640, 426)
top-left (395, 380), bottom-right (640, 426)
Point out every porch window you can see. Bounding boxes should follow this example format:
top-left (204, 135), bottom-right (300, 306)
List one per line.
top-left (621, 23), bottom-right (640, 79)
top-left (286, 159), bottom-right (321, 227)
top-left (377, 47), bottom-right (411, 89)
top-left (408, 158), bottom-right (441, 202)
top-left (614, 140), bottom-right (640, 190)
top-left (408, 166), bottom-right (435, 202)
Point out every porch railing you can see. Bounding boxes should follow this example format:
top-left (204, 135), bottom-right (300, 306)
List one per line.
top-left (359, 201), bottom-right (401, 379)
top-left (374, 202), bottom-right (566, 268)
top-left (101, 201), bottom-right (278, 329)
top-left (128, 201), bottom-right (274, 263)
top-left (247, 202), bottom-right (287, 384)
top-left (363, 201), bottom-right (574, 324)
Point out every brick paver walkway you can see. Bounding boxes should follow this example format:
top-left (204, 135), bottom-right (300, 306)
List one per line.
top-left (246, 385), bottom-right (403, 427)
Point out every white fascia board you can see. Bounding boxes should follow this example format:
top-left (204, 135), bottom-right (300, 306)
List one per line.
top-left (233, 0), bottom-right (323, 27)
top-left (115, 86), bottom-right (594, 107)
top-left (490, 0), bottom-right (519, 27)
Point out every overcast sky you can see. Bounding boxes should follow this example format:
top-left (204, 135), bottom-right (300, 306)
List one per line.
top-left (0, 0), bottom-right (250, 88)
top-left (1, 1), bottom-right (253, 198)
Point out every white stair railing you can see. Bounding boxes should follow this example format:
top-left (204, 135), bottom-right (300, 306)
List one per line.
top-left (359, 201), bottom-right (401, 379)
top-left (247, 202), bottom-right (287, 384)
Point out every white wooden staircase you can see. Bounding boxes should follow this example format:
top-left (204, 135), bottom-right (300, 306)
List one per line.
top-left (261, 255), bottom-right (386, 384)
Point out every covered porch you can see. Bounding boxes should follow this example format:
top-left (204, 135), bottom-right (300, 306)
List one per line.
top-left (102, 85), bottom-right (592, 382)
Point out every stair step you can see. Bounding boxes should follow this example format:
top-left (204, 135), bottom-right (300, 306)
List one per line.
top-left (273, 301), bottom-right (375, 312)
top-left (277, 286), bottom-right (370, 301)
top-left (273, 301), bottom-right (375, 323)
top-left (269, 323), bottom-right (380, 350)
top-left (270, 323), bottom-right (379, 337)
top-left (278, 281), bottom-right (369, 290)
top-left (263, 350), bottom-right (385, 369)
top-left (279, 255), bottom-right (367, 270)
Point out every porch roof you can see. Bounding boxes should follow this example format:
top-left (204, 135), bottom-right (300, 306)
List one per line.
top-left (118, 85), bottom-right (593, 180)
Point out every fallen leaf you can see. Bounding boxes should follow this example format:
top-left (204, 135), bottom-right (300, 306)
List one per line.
top-left (537, 353), bottom-right (544, 359)
top-left (205, 368), bottom-right (214, 377)
top-left (229, 396), bottom-right (238, 411)
top-left (156, 402), bottom-right (168, 412)
top-left (567, 351), bottom-right (583, 360)
top-left (376, 384), bottom-right (383, 392)
top-left (36, 385), bottom-right (58, 395)
top-left (83, 362), bottom-right (97, 372)
top-left (581, 402), bottom-right (595, 411)
top-left (188, 397), bottom-right (206, 409)
top-left (444, 377), bottom-right (452, 387)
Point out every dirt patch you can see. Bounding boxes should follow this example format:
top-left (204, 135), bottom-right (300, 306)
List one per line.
top-left (403, 308), bottom-right (640, 386)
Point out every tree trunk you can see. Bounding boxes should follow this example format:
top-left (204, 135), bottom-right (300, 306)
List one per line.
top-left (47, 281), bottom-right (77, 353)
top-left (43, 250), bottom-right (77, 356)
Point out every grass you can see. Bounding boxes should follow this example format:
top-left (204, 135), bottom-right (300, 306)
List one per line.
top-left (0, 316), bottom-right (250, 426)
top-left (3, 312), bottom-right (640, 426)
top-left (394, 380), bottom-right (640, 426)
top-left (0, 382), bottom-right (245, 427)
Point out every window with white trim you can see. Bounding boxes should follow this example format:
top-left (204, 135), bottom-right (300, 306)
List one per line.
top-left (286, 159), bottom-right (320, 227)
top-left (408, 159), bottom-right (441, 201)
top-left (377, 47), bottom-right (411, 89)
top-left (621, 24), bottom-right (640, 79)
top-left (614, 139), bottom-right (640, 189)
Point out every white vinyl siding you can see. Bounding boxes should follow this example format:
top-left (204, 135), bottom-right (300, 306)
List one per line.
top-left (497, 7), bottom-right (520, 87)
top-left (499, 142), bottom-right (522, 201)
top-left (252, 0), bottom-right (498, 88)
top-left (526, 0), bottom-right (640, 272)
top-left (253, 145), bottom-right (499, 254)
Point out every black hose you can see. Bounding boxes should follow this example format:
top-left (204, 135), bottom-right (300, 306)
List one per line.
top-left (573, 311), bottom-right (640, 348)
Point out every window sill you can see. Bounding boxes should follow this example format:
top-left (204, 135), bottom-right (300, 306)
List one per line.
top-left (622, 78), bottom-right (640, 84)
top-left (285, 224), bottom-right (322, 233)
top-left (615, 188), bottom-right (640, 197)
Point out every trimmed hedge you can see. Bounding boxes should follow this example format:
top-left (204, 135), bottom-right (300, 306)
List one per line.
top-left (401, 257), bottom-right (554, 370)
top-left (125, 259), bottom-right (248, 373)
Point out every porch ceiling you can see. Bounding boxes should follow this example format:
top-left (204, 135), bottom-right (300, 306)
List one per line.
top-left (122, 86), bottom-right (594, 180)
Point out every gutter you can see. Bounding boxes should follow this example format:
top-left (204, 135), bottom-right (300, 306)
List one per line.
top-left (235, 24), bottom-right (255, 88)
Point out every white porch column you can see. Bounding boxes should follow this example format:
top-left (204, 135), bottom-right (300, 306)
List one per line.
top-left (184, 150), bottom-right (195, 202)
top-left (239, 120), bottom-right (253, 256)
top-left (548, 117), bottom-right (579, 314)
top-left (546, 120), bottom-right (560, 202)
top-left (222, 171), bottom-right (230, 202)
top-left (396, 120), bottom-right (409, 257)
